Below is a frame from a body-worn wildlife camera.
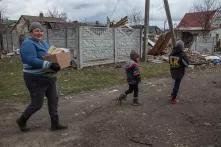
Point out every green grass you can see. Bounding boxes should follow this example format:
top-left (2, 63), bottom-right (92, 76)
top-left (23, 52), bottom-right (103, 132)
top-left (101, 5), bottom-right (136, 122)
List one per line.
top-left (0, 57), bottom-right (169, 102)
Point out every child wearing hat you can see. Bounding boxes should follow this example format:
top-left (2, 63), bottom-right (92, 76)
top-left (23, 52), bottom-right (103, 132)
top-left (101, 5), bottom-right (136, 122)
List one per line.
top-left (117, 50), bottom-right (141, 106)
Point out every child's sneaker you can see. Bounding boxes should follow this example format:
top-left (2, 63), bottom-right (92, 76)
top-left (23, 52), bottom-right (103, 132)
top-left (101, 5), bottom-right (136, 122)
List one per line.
top-left (170, 99), bottom-right (177, 104)
top-left (170, 96), bottom-right (177, 104)
top-left (117, 93), bottom-right (127, 105)
top-left (132, 98), bottom-right (141, 106)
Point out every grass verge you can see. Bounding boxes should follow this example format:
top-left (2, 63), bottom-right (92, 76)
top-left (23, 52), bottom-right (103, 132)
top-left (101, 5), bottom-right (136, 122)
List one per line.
top-left (0, 56), bottom-right (169, 102)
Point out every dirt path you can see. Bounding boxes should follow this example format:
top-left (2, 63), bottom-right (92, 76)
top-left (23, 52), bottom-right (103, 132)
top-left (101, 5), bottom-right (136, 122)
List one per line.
top-left (0, 69), bottom-right (221, 147)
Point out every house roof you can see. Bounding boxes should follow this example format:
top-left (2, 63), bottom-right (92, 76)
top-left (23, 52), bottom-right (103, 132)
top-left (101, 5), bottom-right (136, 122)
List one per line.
top-left (131, 25), bottom-right (162, 34)
top-left (149, 26), bottom-right (162, 34)
top-left (176, 11), bottom-right (216, 30)
top-left (47, 22), bottom-right (79, 29)
top-left (4, 20), bottom-right (17, 26)
top-left (21, 15), bottom-right (64, 24)
top-left (0, 20), bottom-right (17, 33)
top-left (0, 23), bottom-right (7, 32)
top-left (11, 14), bottom-right (65, 31)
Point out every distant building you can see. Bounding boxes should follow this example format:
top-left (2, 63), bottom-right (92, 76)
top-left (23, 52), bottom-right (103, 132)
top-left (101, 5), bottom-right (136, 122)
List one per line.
top-left (0, 20), bottom-right (17, 51)
top-left (176, 11), bottom-right (221, 48)
top-left (132, 25), bottom-right (162, 35)
top-left (149, 26), bottom-right (163, 35)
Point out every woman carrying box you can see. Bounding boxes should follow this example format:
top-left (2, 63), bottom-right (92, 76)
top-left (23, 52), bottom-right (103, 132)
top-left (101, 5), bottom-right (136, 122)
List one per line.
top-left (16, 22), bottom-right (67, 132)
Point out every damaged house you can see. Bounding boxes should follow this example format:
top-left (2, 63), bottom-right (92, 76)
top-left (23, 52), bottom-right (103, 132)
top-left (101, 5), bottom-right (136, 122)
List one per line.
top-left (12, 13), bottom-right (65, 34)
top-left (10, 13), bottom-right (65, 50)
top-left (3, 13), bottom-right (72, 52)
top-left (0, 20), bottom-right (16, 54)
top-left (176, 11), bottom-right (221, 53)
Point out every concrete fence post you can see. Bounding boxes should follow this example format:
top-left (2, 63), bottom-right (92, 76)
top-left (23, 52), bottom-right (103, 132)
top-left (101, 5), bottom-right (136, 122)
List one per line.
top-left (6, 31), bottom-right (8, 51)
top-left (46, 27), bottom-right (49, 44)
top-left (212, 37), bottom-right (215, 54)
top-left (113, 28), bottom-right (117, 63)
top-left (140, 28), bottom-right (143, 58)
top-left (11, 33), bottom-right (13, 52)
top-left (65, 28), bottom-right (68, 48)
top-left (195, 36), bottom-right (198, 52)
top-left (77, 26), bottom-right (82, 69)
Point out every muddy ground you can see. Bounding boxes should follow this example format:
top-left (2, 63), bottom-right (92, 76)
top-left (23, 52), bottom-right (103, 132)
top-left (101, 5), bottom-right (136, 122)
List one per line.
top-left (0, 68), bottom-right (221, 147)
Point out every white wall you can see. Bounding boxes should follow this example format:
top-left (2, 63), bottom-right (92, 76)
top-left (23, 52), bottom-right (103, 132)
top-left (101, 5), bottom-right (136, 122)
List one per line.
top-left (210, 28), bottom-right (221, 39)
top-left (79, 26), bottom-right (141, 68)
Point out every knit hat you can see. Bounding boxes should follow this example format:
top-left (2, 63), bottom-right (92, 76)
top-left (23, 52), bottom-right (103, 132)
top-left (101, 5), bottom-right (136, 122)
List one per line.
top-left (175, 40), bottom-right (184, 50)
top-left (29, 22), bottom-right (43, 32)
top-left (130, 50), bottom-right (139, 60)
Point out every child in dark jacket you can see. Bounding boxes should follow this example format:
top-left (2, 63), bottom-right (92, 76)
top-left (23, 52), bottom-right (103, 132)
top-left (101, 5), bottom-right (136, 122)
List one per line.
top-left (169, 40), bottom-right (189, 104)
top-left (117, 50), bottom-right (141, 106)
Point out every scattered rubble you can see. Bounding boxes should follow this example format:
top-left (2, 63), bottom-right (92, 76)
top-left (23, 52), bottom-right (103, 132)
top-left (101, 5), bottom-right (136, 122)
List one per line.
top-left (108, 89), bottom-right (119, 93)
top-left (184, 49), bottom-right (208, 65)
top-left (205, 55), bottom-right (221, 65)
top-left (147, 55), bottom-right (168, 63)
top-left (147, 47), bottom-right (221, 68)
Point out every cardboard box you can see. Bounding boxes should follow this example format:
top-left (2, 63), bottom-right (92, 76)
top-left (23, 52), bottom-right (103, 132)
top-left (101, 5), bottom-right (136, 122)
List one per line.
top-left (44, 51), bottom-right (71, 69)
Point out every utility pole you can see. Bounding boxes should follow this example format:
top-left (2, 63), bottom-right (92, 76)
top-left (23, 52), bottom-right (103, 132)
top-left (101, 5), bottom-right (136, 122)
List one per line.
top-left (142, 0), bottom-right (150, 62)
top-left (0, 10), bottom-right (1, 23)
top-left (163, 0), bottom-right (176, 47)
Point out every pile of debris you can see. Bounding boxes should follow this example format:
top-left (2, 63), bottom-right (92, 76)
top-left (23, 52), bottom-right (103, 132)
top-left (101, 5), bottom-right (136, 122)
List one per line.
top-left (184, 49), bottom-right (207, 65)
top-left (148, 32), bottom-right (171, 56)
top-left (107, 16), bottom-right (131, 28)
top-left (147, 47), bottom-right (221, 66)
top-left (147, 55), bottom-right (169, 64)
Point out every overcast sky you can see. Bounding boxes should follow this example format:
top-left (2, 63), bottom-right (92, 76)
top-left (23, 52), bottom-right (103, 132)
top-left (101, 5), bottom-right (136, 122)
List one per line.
top-left (0, 0), bottom-right (198, 28)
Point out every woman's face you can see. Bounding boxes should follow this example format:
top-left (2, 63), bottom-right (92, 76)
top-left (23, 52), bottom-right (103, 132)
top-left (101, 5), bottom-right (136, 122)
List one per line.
top-left (30, 28), bottom-right (44, 40)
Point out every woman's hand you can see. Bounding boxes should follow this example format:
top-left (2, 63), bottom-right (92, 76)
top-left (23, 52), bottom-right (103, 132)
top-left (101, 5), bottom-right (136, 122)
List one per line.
top-left (50, 63), bottom-right (61, 72)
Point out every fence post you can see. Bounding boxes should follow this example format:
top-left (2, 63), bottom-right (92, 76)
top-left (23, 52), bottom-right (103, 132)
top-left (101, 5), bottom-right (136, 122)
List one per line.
top-left (11, 33), bottom-right (13, 52)
top-left (6, 31), bottom-right (8, 51)
top-left (46, 27), bottom-right (49, 44)
top-left (65, 27), bottom-right (68, 48)
top-left (77, 26), bottom-right (82, 69)
top-left (140, 28), bottom-right (143, 58)
top-left (195, 36), bottom-right (198, 52)
top-left (212, 37), bottom-right (215, 54)
top-left (113, 28), bottom-right (117, 63)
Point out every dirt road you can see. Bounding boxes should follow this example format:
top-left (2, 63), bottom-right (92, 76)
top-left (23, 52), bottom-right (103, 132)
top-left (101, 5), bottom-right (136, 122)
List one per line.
top-left (0, 68), bottom-right (221, 147)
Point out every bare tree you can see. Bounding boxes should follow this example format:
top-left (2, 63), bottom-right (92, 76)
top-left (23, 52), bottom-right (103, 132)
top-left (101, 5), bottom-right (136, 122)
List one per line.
top-left (0, 3), bottom-right (6, 22)
top-left (192, 0), bottom-right (221, 31)
top-left (193, 0), bottom-right (221, 12)
top-left (46, 7), bottom-right (67, 21)
top-left (128, 8), bottom-right (144, 25)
